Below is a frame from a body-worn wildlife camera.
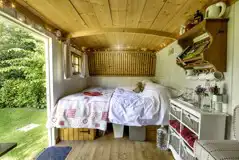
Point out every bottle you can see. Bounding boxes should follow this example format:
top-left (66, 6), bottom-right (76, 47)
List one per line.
top-left (194, 10), bottom-right (204, 24)
top-left (157, 125), bottom-right (168, 150)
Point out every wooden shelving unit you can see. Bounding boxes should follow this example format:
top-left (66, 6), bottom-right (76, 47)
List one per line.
top-left (177, 19), bottom-right (228, 73)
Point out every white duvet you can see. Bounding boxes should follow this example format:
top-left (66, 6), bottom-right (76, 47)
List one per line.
top-left (108, 86), bottom-right (170, 126)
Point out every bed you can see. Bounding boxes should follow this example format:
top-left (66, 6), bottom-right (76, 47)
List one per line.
top-left (108, 82), bottom-right (170, 126)
top-left (47, 82), bottom-right (171, 134)
top-left (47, 87), bottom-right (114, 131)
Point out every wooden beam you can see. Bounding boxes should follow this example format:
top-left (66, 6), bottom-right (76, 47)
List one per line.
top-left (69, 28), bottom-right (177, 40)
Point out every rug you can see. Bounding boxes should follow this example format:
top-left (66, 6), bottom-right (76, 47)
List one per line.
top-left (36, 146), bottom-right (72, 160)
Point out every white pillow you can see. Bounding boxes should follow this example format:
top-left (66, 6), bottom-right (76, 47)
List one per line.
top-left (142, 79), bottom-right (152, 86)
top-left (144, 82), bottom-right (184, 99)
top-left (144, 82), bottom-right (165, 90)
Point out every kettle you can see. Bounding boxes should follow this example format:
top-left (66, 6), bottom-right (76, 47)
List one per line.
top-left (205, 2), bottom-right (227, 19)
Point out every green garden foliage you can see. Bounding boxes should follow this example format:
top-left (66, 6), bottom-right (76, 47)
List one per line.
top-left (0, 22), bottom-right (46, 109)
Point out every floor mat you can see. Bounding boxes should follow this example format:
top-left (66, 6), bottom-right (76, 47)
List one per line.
top-left (36, 146), bottom-right (71, 160)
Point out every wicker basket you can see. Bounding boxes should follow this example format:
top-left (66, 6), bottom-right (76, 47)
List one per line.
top-left (59, 128), bottom-right (96, 141)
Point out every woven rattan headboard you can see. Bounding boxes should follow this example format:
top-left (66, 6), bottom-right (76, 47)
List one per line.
top-left (88, 51), bottom-right (156, 76)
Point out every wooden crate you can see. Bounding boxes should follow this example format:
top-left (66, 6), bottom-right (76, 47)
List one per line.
top-left (146, 125), bottom-right (160, 141)
top-left (59, 128), bottom-right (96, 141)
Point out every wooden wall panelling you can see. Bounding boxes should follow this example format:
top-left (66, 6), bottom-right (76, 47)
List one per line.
top-left (123, 33), bottom-right (135, 47)
top-left (137, 0), bottom-right (165, 28)
top-left (73, 128), bottom-right (79, 140)
top-left (91, 0), bottom-right (112, 27)
top-left (131, 34), bottom-right (146, 48)
top-left (88, 51), bottom-right (156, 76)
top-left (18, 0), bottom-right (235, 52)
top-left (96, 34), bottom-right (109, 47)
top-left (150, 0), bottom-right (188, 30)
top-left (163, 0), bottom-right (207, 33)
top-left (105, 32), bottom-right (116, 47)
top-left (69, 128), bottom-right (74, 141)
top-left (59, 128), bottom-right (96, 141)
top-left (148, 36), bottom-right (162, 50)
top-left (70, 0), bottom-right (101, 28)
top-left (126, 0), bottom-right (146, 28)
top-left (19, 0), bottom-right (234, 53)
top-left (19, 0), bottom-right (88, 32)
top-left (140, 35), bottom-right (155, 48)
top-left (109, 0), bottom-right (127, 27)
top-left (13, 1), bottom-right (62, 32)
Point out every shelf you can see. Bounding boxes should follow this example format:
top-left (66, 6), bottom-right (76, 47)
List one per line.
top-left (177, 19), bottom-right (228, 72)
top-left (168, 145), bottom-right (182, 160)
top-left (169, 125), bottom-right (180, 135)
top-left (178, 21), bottom-right (207, 42)
top-left (181, 137), bottom-right (194, 151)
top-left (181, 121), bottom-right (199, 137)
top-left (178, 56), bottom-right (202, 63)
top-left (169, 122), bottom-right (196, 151)
top-left (169, 113), bottom-right (181, 122)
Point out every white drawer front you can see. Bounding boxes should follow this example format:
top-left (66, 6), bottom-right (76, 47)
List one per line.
top-left (182, 110), bottom-right (200, 134)
top-left (180, 141), bottom-right (196, 160)
top-left (169, 128), bottom-right (180, 154)
top-left (170, 104), bottom-right (181, 119)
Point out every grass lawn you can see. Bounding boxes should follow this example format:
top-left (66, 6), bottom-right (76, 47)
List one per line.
top-left (0, 108), bottom-right (48, 160)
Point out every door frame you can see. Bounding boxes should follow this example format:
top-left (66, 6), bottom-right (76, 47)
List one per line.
top-left (0, 11), bottom-right (54, 146)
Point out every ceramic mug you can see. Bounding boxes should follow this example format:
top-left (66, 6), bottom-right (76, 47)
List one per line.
top-left (199, 73), bottom-right (207, 81)
top-left (186, 76), bottom-right (198, 80)
top-left (185, 69), bottom-right (194, 76)
top-left (206, 72), bottom-right (224, 81)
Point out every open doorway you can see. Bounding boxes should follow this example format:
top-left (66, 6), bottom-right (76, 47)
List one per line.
top-left (0, 12), bottom-right (52, 160)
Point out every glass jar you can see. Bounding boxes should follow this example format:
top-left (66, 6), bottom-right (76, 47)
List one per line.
top-left (201, 95), bottom-right (212, 112)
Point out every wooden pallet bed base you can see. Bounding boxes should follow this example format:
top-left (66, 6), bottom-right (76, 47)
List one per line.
top-left (59, 128), bottom-right (96, 141)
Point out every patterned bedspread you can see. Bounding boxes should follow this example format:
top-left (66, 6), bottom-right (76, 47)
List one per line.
top-left (47, 88), bottom-right (114, 131)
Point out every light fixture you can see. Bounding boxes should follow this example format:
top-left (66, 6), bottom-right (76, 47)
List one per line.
top-left (28, 24), bottom-right (33, 28)
top-left (11, 2), bottom-right (16, 8)
top-left (116, 45), bottom-right (121, 50)
top-left (0, 0), bottom-right (4, 8)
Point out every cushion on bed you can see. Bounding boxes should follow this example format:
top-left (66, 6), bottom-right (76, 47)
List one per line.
top-left (133, 82), bottom-right (144, 93)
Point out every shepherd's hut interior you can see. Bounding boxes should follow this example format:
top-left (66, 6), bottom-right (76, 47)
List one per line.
top-left (0, 0), bottom-right (239, 160)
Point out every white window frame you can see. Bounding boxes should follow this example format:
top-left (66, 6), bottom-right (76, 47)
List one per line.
top-left (0, 11), bottom-right (54, 146)
top-left (69, 47), bottom-right (83, 78)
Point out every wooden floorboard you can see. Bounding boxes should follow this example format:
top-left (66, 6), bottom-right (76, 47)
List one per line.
top-left (57, 133), bottom-right (173, 160)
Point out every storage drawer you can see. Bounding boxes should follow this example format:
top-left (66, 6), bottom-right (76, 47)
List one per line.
top-left (169, 128), bottom-right (180, 154)
top-left (170, 104), bottom-right (181, 119)
top-left (59, 128), bottom-right (96, 141)
top-left (180, 141), bottom-right (196, 160)
top-left (182, 110), bottom-right (199, 133)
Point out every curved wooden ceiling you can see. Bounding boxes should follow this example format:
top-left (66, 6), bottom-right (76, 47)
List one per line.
top-left (17, 0), bottom-right (228, 51)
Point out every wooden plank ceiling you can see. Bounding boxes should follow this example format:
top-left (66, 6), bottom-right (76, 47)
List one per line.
top-left (17, 0), bottom-right (229, 51)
